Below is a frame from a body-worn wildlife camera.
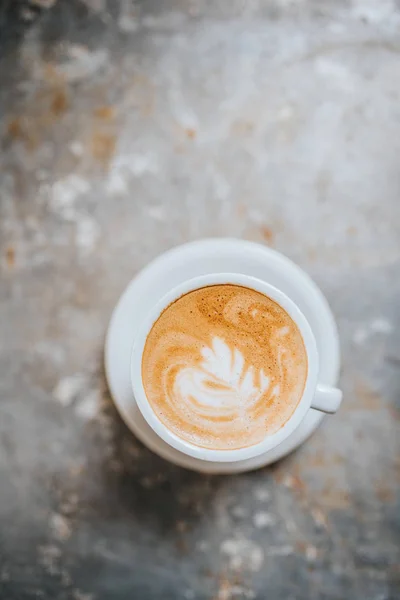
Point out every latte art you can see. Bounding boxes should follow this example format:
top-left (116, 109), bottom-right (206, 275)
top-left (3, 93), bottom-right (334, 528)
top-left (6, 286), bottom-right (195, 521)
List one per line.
top-left (142, 285), bottom-right (308, 450)
top-left (175, 337), bottom-right (271, 414)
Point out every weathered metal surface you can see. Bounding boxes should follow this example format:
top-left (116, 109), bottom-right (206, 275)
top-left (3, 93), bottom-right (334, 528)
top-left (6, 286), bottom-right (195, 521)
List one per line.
top-left (0, 1), bottom-right (399, 599)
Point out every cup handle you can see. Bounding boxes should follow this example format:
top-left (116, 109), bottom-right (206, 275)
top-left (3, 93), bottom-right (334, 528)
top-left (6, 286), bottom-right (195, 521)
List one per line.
top-left (311, 384), bottom-right (343, 414)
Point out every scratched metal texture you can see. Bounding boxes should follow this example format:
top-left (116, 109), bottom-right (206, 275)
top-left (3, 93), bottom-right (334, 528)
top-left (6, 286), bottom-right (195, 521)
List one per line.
top-left (0, 1), bottom-right (399, 599)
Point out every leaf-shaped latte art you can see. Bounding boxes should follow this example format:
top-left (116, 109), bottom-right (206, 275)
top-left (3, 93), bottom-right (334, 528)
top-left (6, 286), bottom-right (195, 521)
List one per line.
top-left (174, 337), bottom-right (272, 411)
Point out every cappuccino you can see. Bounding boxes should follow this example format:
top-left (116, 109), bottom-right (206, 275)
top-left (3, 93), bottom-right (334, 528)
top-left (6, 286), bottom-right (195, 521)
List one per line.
top-left (142, 284), bottom-right (307, 450)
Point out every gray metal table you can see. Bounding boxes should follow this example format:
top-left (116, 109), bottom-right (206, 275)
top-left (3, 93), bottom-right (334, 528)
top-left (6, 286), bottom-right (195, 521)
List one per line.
top-left (0, 1), bottom-right (399, 598)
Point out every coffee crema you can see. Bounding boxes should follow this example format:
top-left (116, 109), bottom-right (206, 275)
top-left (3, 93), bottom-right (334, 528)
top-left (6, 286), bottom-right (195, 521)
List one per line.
top-left (141, 284), bottom-right (308, 450)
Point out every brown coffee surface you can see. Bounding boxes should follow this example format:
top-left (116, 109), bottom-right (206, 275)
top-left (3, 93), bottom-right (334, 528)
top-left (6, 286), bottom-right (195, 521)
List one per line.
top-left (142, 284), bottom-right (308, 450)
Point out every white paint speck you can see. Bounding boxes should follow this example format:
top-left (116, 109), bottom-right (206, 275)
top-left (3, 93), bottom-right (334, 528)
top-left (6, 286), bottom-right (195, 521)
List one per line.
top-left (106, 169), bottom-right (128, 195)
top-left (370, 318), bottom-right (393, 334)
top-left (305, 545), bottom-right (318, 562)
top-left (59, 45), bottom-right (109, 83)
top-left (50, 175), bottom-right (90, 220)
top-left (169, 87), bottom-right (199, 132)
top-left (148, 205), bottom-right (166, 221)
top-left (311, 508), bottom-right (328, 529)
top-left (74, 389), bottom-right (102, 421)
top-left (49, 175), bottom-right (100, 254)
top-left (69, 141), bottom-right (84, 157)
top-left (254, 487), bottom-right (270, 502)
top-left (20, 6), bottom-right (36, 21)
top-left (49, 513), bottom-right (71, 540)
top-left (75, 216), bottom-right (100, 253)
top-left (212, 171), bottom-right (230, 201)
top-left (231, 505), bottom-right (249, 519)
top-left (253, 511), bottom-right (275, 528)
top-left (353, 328), bottom-right (368, 345)
top-left (221, 538), bottom-right (264, 572)
top-left (277, 105), bottom-right (295, 121)
top-left (36, 342), bottom-right (65, 366)
top-left (281, 474), bottom-right (296, 488)
top-left (107, 152), bottom-right (159, 194)
top-left (353, 318), bottom-right (393, 345)
top-left (53, 374), bottom-right (86, 407)
top-left (38, 544), bottom-right (62, 572)
top-left (72, 591), bottom-right (94, 600)
top-left (196, 540), bottom-right (209, 552)
top-left (131, 153), bottom-right (159, 176)
top-left (230, 587), bottom-right (256, 600)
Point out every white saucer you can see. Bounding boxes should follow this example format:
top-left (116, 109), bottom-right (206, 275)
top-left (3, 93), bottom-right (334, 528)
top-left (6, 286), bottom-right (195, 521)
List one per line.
top-left (104, 239), bottom-right (340, 474)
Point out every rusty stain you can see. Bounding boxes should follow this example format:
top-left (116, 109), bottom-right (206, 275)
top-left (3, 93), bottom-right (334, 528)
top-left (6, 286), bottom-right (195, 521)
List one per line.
top-left (274, 461), bottom-right (350, 514)
top-left (376, 485), bottom-right (395, 504)
top-left (7, 117), bottom-right (23, 139)
top-left (260, 225), bottom-right (274, 245)
top-left (213, 575), bottom-right (231, 600)
top-left (176, 520), bottom-right (188, 533)
top-left (175, 535), bottom-right (189, 555)
top-left (273, 469), bottom-right (306, 492)
top-left (212, 572), bottom-right (244, 600)
top-left (319, 483), bottom-right (351, 510)
top-left (175, 518), bottom-right (189, 554)
top-left (295, 540), bottom-right (307, 554)
top-left (302, 451), bottom-right (345, 469)
top-left (5, 247), bottom-right (15, 269)
top-left (94, 105), bottom-right (115, 120)
top-left (91, 132), bottom-right (116, 167)
top-left (294, 541), bottom-right (318, 560)
top-left (186, 128), bottom-right (196, 139)
top-left (6, 117), bottom-right (37, 150)
top-left (231, 119), bottom-right (254, 135)
top-left (310, 507), bottom-right (328, 529)
top-left (68, 463), bottom-right (85, 478)
top-left (131, 74), bottom-right (156, 116)
top-left (306, 247), bottom-right (318, 261)
top-left (201, 568), bottom-right (214, 579)
top-left (347, 226), bottom-right (357, 236)
top-left (5, 84), bottom-right (70, 152)
top-left (44, 61), bottom-right (68, 85)
top-left (51, 88), bottom-right (68, 117)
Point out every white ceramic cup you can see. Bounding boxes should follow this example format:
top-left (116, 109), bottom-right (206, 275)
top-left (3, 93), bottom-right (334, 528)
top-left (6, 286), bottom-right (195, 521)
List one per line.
top-left (130, 273), bottom-right (342, 463)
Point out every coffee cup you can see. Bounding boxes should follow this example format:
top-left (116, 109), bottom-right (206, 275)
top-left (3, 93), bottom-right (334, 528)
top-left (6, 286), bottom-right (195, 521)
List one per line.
top-left (130, 273), bottom-right (342, 463)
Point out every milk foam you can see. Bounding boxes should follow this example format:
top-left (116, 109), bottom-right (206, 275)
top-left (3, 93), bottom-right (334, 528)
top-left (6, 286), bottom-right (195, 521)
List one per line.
top-left (175, 337), bottom-right (271, 413)
top-left (142, 284), bottom-right (308, 450)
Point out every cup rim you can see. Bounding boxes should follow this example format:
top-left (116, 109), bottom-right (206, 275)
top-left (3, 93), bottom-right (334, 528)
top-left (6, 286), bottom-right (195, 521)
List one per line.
top-left (130, 273), bottom-right (319, 462)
